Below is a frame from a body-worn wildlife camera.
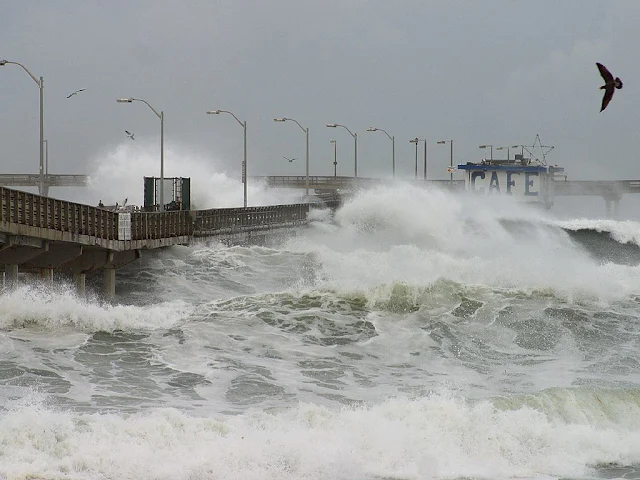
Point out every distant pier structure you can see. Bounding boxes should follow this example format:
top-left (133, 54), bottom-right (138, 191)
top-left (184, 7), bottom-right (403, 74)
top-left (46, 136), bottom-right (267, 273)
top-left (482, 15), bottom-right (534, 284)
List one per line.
top-left (457, 154), bottom-right (563, 208)
top-left (458, 154), bottom-right (640, 216)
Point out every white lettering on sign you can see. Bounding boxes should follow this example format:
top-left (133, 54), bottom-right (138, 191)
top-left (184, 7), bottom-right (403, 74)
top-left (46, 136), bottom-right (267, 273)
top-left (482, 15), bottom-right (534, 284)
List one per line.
top-left (469, 170), bottom-right (540, 198)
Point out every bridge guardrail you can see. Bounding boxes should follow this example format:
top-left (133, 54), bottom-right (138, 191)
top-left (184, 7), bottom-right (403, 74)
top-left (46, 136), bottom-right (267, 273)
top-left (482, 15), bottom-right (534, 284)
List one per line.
top-left (131, 210), bottom-right (194, 240)
top-left (0, 186), bottom-right (337, 244)
top-left (1, 187), bottom-right (119, 239)
top-left (259, 175), bottom-right (465, 190)
top-left (193, 203), bottom-right (310, 235)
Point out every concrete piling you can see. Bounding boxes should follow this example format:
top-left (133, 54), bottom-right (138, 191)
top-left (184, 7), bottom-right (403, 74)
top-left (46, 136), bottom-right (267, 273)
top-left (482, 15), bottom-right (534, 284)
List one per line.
top-left (74, 272), bottom-right (86, 296)
top-left (5, 264), bottom-right (18, 288)
top-left (103, 268), bottom-right (116, 298)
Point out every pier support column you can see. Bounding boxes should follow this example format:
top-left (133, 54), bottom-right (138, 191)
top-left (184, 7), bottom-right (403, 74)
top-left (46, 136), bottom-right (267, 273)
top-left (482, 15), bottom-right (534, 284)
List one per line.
top-left (74, 272), bottom-right (86, 297)
top-left (103, 267), bottom-right (116, 299)
top-left (604, 196), bottom-right (621, 219)
top-left (4, 264), bottom-right (18, 288)
top-left (40, 267), bottom-right (53, 284)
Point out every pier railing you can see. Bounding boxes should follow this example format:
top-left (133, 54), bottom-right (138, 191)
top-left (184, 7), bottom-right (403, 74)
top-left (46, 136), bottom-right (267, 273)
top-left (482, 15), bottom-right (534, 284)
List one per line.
top-left (0, 187), bottom-right (338, 244)
top-left (193, 203), bottom-right (310, 236)
top-left (130, 210), bottom-right (193, 240)
top-left (1, 187), bottom-right (119, 239)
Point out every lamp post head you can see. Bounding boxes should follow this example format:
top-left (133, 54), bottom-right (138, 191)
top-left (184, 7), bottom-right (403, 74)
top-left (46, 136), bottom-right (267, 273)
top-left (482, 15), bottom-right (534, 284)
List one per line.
top-left (117, 98), bottom-right (133, 103)
top-left (326, 123), bottom-right (338, 128)
top-left (273, 117), bottom-right (287, 122)
top-left (479, 145), bottom-right (491, 149)
top-left (0, 60), bottom-right (7, 66)
top-left (437, 140), bottom-right (447, 144)
top-left (366, 127), bottom-right (377, 132)
top-left (511, 145), bottom-right (520, 148)
top-left (206, 110), bottom-right (222, 115)
top-left (410, 137), bottom-right (419, 144)
top-left (330, 139), bottom-right (336, 143)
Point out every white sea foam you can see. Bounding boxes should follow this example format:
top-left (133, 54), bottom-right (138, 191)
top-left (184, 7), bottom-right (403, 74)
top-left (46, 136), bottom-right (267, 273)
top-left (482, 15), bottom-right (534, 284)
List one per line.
top-left (556, 218), bottom-right (640, 246)
top-left (76, 141), bottom-right (301, 209)
top-left (0, 284), bottom-right (193, 332)
top-left (285, 183), bottom-right (640, 302)
top-left (0, 390), bottom-right (639, 480)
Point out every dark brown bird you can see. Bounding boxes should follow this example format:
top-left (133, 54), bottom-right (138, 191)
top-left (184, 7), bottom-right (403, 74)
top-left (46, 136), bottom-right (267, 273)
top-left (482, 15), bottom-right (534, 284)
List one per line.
top-left (597, 62), bottom-right (622, 112)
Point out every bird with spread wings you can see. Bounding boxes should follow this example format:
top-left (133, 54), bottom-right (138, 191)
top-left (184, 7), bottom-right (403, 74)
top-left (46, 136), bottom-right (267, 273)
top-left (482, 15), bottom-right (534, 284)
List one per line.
top-left (596, 63), bottom-right (622, 112)
top-left (66, 88), bottom-right (86, 99)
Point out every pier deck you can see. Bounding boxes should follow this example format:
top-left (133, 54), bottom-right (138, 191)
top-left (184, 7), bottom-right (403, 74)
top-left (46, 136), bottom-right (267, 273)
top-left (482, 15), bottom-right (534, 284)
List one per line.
top-left (0, 186), bottom-right (337, 296)
top-left (3, 174), bottom-right (640, 297)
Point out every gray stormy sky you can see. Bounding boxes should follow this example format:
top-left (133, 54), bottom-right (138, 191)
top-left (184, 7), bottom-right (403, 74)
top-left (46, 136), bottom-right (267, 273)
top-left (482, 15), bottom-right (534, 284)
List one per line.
top-left (1, 0), bottom-right (639, 204)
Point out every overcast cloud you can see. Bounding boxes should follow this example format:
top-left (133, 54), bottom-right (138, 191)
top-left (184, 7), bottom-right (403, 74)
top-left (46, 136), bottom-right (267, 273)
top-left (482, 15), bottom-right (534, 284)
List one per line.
top-left (1, 0), bottom-right (639, 205)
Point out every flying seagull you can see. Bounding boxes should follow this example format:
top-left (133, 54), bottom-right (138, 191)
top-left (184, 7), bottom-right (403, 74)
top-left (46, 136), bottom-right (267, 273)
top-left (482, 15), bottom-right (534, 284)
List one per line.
top-left (125, 130), bottom-right (135, 140)
top-left (284, 156), bottom-right (296, 163)
top-left (66, 88), bottom-right (86, 99)
top-left (596, 62), bottom-right (623, 112)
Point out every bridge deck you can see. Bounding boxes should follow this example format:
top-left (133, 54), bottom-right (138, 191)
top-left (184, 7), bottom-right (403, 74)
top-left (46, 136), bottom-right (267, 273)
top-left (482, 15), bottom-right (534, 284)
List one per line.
top-left (257, 175), bottom-right (465, 190)
top-left (0, 173), bottom-right (89, 187)
top-left (552, 179), bottom-right (640, 197)
top-left (2, 175), bottom-right (640, 283)
top-left (258, 175), bottom-right (640, 200)
top-left (0, 186), bottom-right (338, 275)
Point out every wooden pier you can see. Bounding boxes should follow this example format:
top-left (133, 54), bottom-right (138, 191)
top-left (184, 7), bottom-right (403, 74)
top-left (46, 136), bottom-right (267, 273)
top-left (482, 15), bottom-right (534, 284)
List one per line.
top-left (3, 172), bottom-right (640, 298)
top-left (0, 186), bottom-right (337, 297)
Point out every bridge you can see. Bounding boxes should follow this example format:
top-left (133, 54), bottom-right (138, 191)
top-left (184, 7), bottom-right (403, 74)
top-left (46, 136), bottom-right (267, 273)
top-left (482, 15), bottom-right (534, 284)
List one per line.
top-left (0, 185), bottom-right (336, 298)
top-left (551, 179), bottom-right (640, 196)
top-left (257, 175), bottom-right (465, 190)
top-left (260, 175), bottom-right (640, 216)
top-left (550, 179), bottom-right (640, 216)
top-left (4, 173), bottom-right (640, 298)
top-left (0, 173), bottom-right (89, 196)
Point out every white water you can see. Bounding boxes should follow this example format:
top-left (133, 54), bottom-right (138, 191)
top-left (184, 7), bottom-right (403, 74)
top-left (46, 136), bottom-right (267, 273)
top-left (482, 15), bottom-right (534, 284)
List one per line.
top-left (557, 218), bottom-right (640, 247)
top-left (1, 392), bottom-right (640, 480)
top-left (289, 184), bottom-right (640, 303)
top-left (75, 141), bottom-right (302, 208)
top-left (2, 144), bottom-right (640, 479)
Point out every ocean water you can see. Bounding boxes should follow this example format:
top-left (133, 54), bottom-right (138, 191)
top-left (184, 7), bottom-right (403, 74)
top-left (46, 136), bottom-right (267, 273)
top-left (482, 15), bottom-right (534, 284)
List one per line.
top-left (2, 178), bottom-right (640, 479)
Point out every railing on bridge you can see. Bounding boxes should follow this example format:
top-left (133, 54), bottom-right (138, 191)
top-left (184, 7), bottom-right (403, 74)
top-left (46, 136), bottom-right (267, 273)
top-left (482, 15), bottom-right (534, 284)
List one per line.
top-left (552, 179), bottom-right (640, 196)
top-left (0, 186), bottom-right (340, 245)
top-left (1, 187), bottom-right (119, 239)
top-left (193, 204), bottom-right (311, 236)
top-left (131, 210), bottom-right (193, 240)
top-left (263, 175), bottom-right (381, 188)
top-left (0, 174), bottom-right (90, 187)
top-left (259, 175), bottom-right (465, 190)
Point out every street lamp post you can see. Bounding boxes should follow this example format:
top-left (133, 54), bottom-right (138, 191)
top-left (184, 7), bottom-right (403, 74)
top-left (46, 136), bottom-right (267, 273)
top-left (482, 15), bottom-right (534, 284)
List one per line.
top-left (423, 139), bottom-right (427, 180)
top-left (44, 139), bottom-right (48, 175)
top-left (496, 146), bottom-right (510, 161)
top-left (326, 123), bottom-right (357, 177)
top-left (0, 59), bottom-right (45, 196)
top-left (330, 139), bottom-right (337, 177)
top-left (511, 145), bottom-right (525, 157)
top-left (437, 140), bottom-right (454, 187)
top-left (410, 138), bottom-right (427, 180)
top-left (366, 126), bottom-right (395, 178)
top-left (117, 97), bottom-right (165, 211)
top-left (274, 117), bottom-right (309, 198)
top-left (207, 109), bottom-right (247, 208)
top-left (479, 144), bottom-right (493, 161)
